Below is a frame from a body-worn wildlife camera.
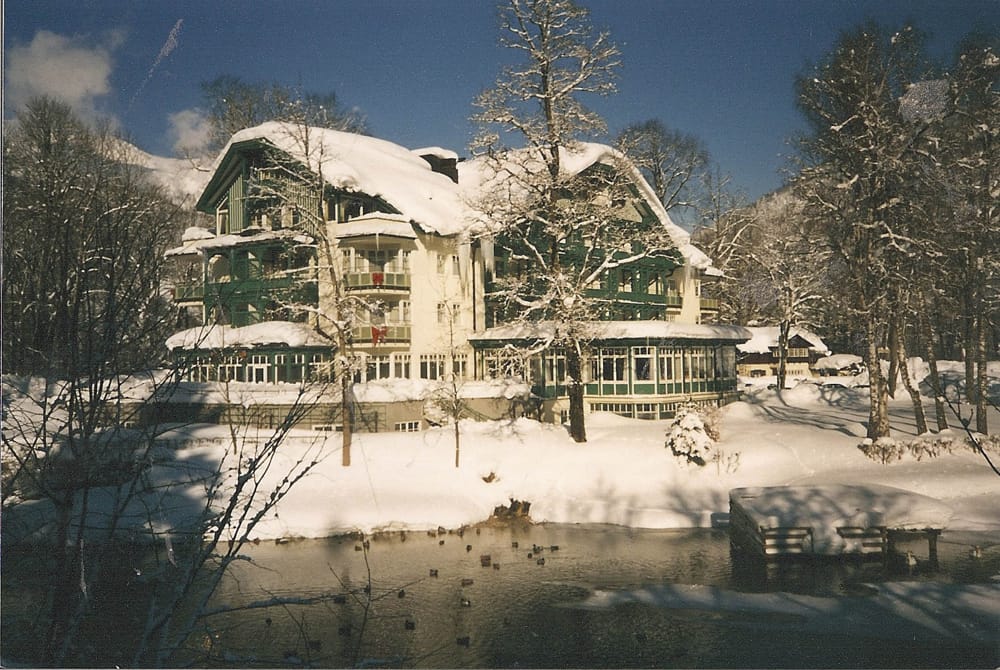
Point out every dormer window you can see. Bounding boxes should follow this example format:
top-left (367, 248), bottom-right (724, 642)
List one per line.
top-left (217, 196), bottom-right (230, 235)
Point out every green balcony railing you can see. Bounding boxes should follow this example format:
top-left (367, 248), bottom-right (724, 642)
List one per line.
top-left (699, 297), bottom-right (720, 311)
top-left (174, 283), bottom-right (204, 301)
top-left (345, 271), bottom-right (411, 291)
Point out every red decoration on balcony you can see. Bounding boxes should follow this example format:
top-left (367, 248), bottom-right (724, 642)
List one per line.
top-left (372, 272), bottom-right (385, 286)
top-left (371, 325), bottom-right (388, 345)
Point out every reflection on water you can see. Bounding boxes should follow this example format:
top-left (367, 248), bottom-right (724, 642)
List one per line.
top-left (201, 525), bottom-right (998, 668)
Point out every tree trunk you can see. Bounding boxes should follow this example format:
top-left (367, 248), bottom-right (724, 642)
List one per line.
top-left (975, 315), bottom-right (989, 435)
top-left (454, 417), bottom-right (461, 468)
top-left (342, 369), bottom-right (352, 467)
top-left (886, 319), bottom-right (899, 398)
top-left (566, 345), bottom-right (587, 443)
top-left (865, 313), bottom-right (891, 439)
top-left (918, 303), bottom-right (949, 431)
top-left (893, 318), bottom-right (927, 435)
top-left (777, 319), bottom-right (790, 391)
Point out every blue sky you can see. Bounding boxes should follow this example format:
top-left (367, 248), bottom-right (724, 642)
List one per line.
top-left (4, 0), bottom-right (998, 201)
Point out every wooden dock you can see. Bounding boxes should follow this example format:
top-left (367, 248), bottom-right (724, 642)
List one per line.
top-left (728, 485), bottom-right (952, 561)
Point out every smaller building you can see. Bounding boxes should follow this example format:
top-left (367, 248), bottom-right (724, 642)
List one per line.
top-left (736, 327), bottom-right (830, 379)
top-left (813, 353), bottom-right (864, 377)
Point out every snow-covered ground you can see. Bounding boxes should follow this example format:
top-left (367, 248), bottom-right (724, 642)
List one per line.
top-left (5, 368), bottom-right (999, 546)
top-left (212, 382), bottom-right (1000, 539)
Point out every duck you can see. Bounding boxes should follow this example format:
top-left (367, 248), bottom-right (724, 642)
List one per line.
top-left (970, 545), bottom-right (983, 559)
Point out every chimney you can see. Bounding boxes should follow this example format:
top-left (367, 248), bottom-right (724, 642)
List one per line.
top-left (414, 148), bottom-right (460, 184)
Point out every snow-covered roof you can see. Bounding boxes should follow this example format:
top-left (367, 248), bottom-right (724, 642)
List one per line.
top-left (411, 146), bottom-right (459, 161)
top-left (209, 122), bottom-right (469, 236)
top-left (458, 142), bottom-right (716, 272)
top-left (737, 326), bottom-right (830, 355)
top-left (469, 320), bottom-right (752, 344)
top-left (199, 124), bottom-right (720, 273)
top-left (165, 321), bottom-right (333, 351)
top-left (813, 353), bottom-right (864, 371)
top-left (165, 229), bottom-right (314, 257)
top-left (332, 216), bottom-right (419, 240)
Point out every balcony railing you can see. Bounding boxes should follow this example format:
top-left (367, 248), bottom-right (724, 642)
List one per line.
top-left (206, 274), bottom-right (305, 295)
top-left (349, 324), bottom-right (411, 345)
top-left (699, 297), bottom-right (720, 311)
top-left (345, 271), bottom-right (411, 291)
top-left (174, 283), bottom-right (204, 301)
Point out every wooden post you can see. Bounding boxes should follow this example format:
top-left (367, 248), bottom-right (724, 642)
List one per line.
top-left (926, 529), bottom-right (940, 570)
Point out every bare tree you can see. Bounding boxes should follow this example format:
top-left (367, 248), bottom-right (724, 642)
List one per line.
top-left (617, 118), bottom-right (711, 224)
top-left (742, 193), bottom-right (828, 390)
top-left (794, 23), bottom-right (934, 439)
top-left (201, 76), bottom-right (367, 152)
top-left (472, 0), bottom-right (679, 442)
top-left (1, 99), bottom-right (341, 666)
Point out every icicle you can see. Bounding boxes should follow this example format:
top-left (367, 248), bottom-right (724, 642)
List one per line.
top-left (481, 237), bottom-right (495, 275)
top-left (458, 239), bottom-right (471, 290)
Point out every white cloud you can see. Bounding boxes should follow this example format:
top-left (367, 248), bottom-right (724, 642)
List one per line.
top-left (167, 108), bottom-right (213, 157)
top-left (4, 30), bottom-right (124, 120)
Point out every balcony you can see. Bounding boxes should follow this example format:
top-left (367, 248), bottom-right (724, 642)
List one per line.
top-left (699, 297), bottom-right (720, 311)
top-left (174, 283), bottom-right (204, 302)
top-left (207, 274), bottom-right (304, 295)
top-left (349, 324), bottom-right (411, 345)
top-left (345, 271), bottom-right (411, 292)
top-left (664, 294), bottom-right (683, 308)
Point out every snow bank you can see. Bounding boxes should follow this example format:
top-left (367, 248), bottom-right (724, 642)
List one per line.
top-left (5, 367), bottom-right (999, 543)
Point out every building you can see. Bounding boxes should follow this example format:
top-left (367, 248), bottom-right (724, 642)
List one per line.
top-left (162, 122), bottom-right (749, 430)
top-left (736, 326), bottom-right (830, 380)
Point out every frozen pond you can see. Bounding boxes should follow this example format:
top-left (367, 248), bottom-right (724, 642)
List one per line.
top-left (199, 524), bottom-right (999, 668)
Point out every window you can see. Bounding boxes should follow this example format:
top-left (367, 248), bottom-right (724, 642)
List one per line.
top-left (437, 303), bottom-right (462, 325)
top-left (274, 354), bottom-right (288, 383)
top-left (436, 252), bottom-right (446, 274)
top-left (484, 349), bottom-right (524, 379)
top-left (420, 354), bottom-right (447, 380)
top-left (544, 352), bottom-right (567, 383)
top-left (452, 354), bottom-right (468, 380)
top-left (394, 353), bottom-right (411, 379)
top-left (688, 348), bottom-right (709, 381)
top-left (366, 355), bottom-right (391, 381)
top-left (218, 354), bottom-right (243, 382)
top-left (658, 348), bottom-right (680, 381)
top-left (217, 196), bottom-right (230, 234)
top-left (646, 274), bottom-right (663, 295)
top-left (290, 354), bottom-right (307, 382)
top-left (248, 354), bottom-right (269, 384)
top-left (600, 348), bottom-right (628, 382)
top-left (309, 353), bottom-right (332, 381)
top-left (788, 347), bottom-right (810, 359)
top-left (632, 347), bottom-right (653, 382)
top-left (395, 421), bottom-right (421, 432)
top-left (343, 197), bottom-right (364, 221)
top-left (618, 269), bottom-right (634, 293)
top-left (388, 300), bottom-right (411, 324)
